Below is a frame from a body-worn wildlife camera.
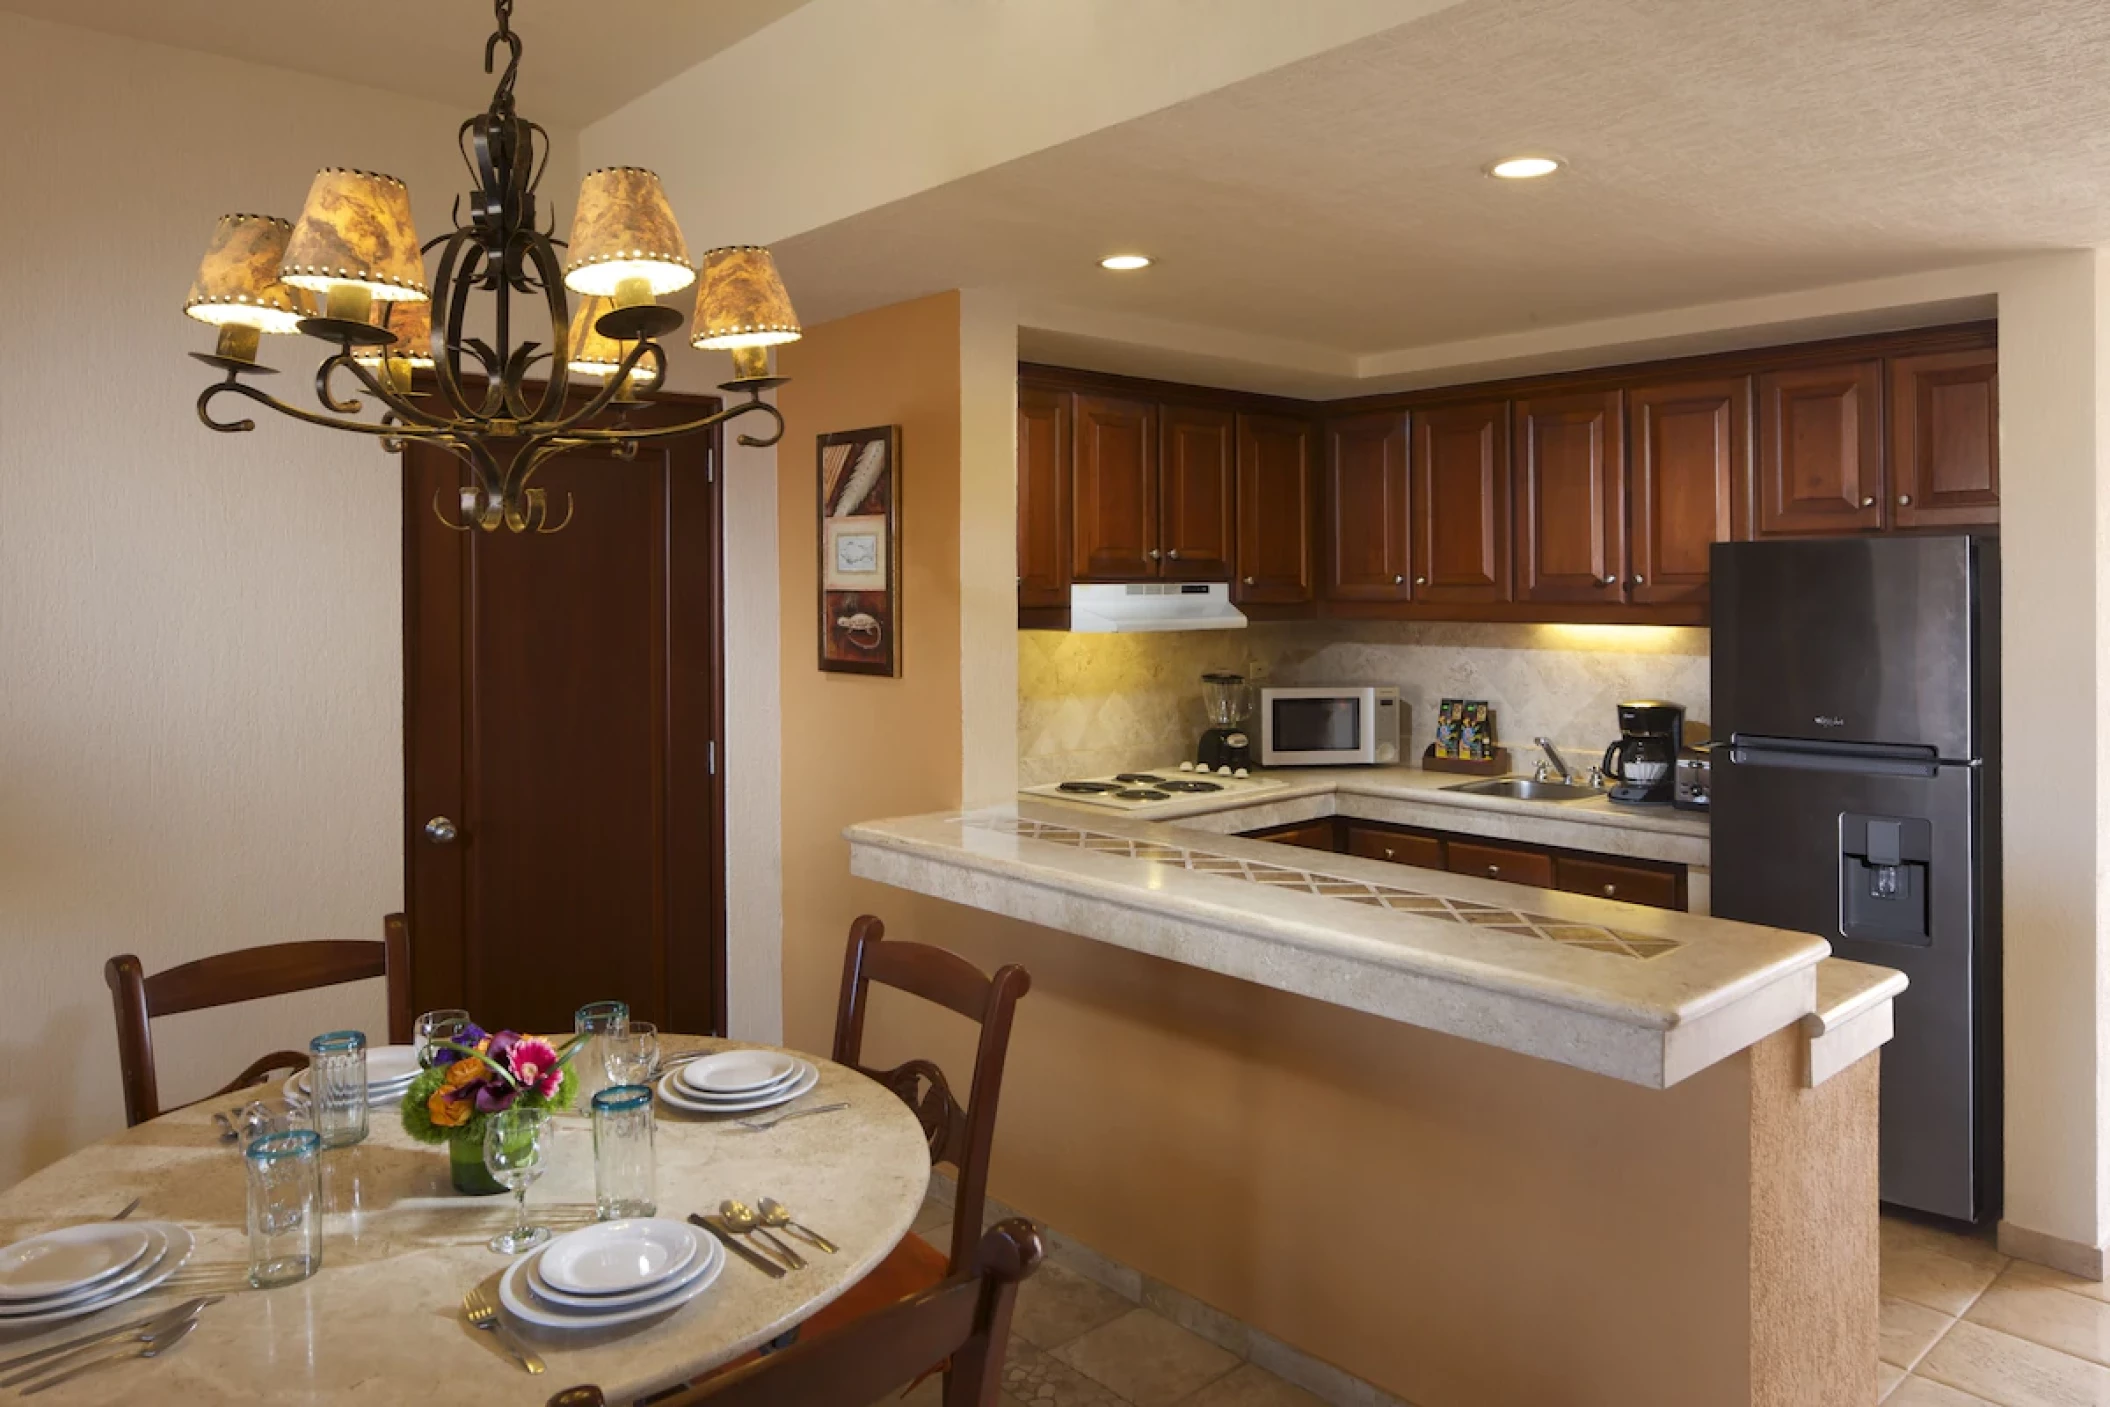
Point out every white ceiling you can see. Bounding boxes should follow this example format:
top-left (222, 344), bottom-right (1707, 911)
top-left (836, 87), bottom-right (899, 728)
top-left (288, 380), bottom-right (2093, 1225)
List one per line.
top-left (774, 0), bottom-right (2110, 390)
top-left (0, 0), bottom-right (813, 126)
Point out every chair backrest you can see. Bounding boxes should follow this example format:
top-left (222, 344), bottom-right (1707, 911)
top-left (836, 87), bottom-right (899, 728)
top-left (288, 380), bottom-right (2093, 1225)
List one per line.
top-left (831, 914), bottom-right (1031, 1272)
top-left (547, 1219), bottom-right (1043, 1407)
top-left (103, 913), bottom-right (413, 1126)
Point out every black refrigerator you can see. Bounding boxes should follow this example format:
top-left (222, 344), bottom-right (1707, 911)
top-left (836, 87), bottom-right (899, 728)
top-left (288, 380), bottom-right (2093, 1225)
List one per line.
top-left (1711, 535), bottom-right (2000, 1222)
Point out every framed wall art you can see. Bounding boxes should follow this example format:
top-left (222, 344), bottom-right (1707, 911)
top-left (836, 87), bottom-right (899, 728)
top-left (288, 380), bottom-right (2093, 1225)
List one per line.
top-left (817, 424), bottom-right (901, 675)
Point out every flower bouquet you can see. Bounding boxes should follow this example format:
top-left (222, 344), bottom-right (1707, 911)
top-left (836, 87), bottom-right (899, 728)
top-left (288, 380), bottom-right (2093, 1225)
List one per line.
top-left (401, 1026), bottom-right (582, 1195)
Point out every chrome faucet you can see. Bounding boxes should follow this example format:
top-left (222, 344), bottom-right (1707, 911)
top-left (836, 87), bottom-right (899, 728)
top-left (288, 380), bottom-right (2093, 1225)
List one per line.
top-left (1533, 736), bottom-right (1573, 783)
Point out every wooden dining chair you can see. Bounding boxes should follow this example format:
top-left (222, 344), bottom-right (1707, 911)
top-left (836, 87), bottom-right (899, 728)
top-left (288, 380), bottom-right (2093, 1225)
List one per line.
top-left (103, 912), bottom-right (413, 1126)
top-left (792, 915), bottom-right (1031, 1345)
top-left (548, 1219), bottom-right (1043, 1407)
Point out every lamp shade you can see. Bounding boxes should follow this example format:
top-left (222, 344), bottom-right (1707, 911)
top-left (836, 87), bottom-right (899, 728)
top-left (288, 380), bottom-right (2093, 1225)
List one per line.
top-left (280, 168), bottom-right (429, 302)
top-left (566, 296), bottom-right (660, 387)
top-left (689, 245), bottom-right (801, 350)
top-left (184, 214), bottom-right (310, 331)
top-left (353, 298), bottom-right (434, 368)
top-left (563, 167), bottom-right (695, 298)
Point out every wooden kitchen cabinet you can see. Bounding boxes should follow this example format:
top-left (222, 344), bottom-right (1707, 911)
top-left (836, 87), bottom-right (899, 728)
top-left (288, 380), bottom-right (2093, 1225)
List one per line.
top-left (1626, 376), bottom-right (1748, 607)
top-left (1553, 854), bottom-right (1683, 911)
top-left (1514, 390), bottom-right (1625, 605)
top-left (1412, 400), bottom-right (1511, 604)
top-left (1072, 394), bottom-right (1159, 579)
top-left (1755, 360), bottom-right (1884, 537)
top-left (1246, 818), bottom-right (1338, 851)
top-left (1016, 386), bottom-right (1073, 609)
top-left (1446, 838), bottom-right (1555, 888)
top-left (1344, 824), bottom-right (1444, 869)
top-left (1889, 347), bottom-right (1999, 529)
top-left (1159, 404), bottom-right (1236, 579)
top-left (1235, 413), bottom-right (1317, 604)
top-left (1322, 411), bottom-right (1413, 602)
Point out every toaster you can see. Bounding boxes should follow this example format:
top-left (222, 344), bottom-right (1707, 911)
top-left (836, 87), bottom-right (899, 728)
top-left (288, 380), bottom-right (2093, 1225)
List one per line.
top-left (1672, 748), bottom-right (1712, 813)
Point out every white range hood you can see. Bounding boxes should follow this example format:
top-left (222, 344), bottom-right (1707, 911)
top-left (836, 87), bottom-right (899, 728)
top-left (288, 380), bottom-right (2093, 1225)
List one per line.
top-left (1068, 582), bottom-right (1248, 633)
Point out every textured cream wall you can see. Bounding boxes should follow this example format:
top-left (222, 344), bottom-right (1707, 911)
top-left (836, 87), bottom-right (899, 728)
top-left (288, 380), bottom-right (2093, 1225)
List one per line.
top-left (0, 15), bottom-right (580, 1186)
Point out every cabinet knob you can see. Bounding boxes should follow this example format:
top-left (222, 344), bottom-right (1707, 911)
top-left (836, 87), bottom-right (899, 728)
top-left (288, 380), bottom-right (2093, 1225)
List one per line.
top-left (1243, 575), bottom-right (1256, 586)
top-left (1148, 548), bottom-right (1162, 561)
top-left (1860, 496), bottom-right (1876, 508)
top-left (1393, 574), bottom-right (1405, 585)
top-left (1602, 883), bottom-right (1618, 897)
top-left (1486, 864), bottom-right (1501, 877)
top-left (1598, 575), bottom-right (1616, 587)
top-left (424, 817), bottom-right (459, 844)
top-left (1897, 494), bottom-right (1913, 507)
top-left (1168, 549), bottom-right (1182, 560)
top-left (1383, 848), bottom-right (1396, 860)
top-left (1630, 574), bottom-right (1645, 586)
top-left (1414, 575), bottom-right (1428, 587)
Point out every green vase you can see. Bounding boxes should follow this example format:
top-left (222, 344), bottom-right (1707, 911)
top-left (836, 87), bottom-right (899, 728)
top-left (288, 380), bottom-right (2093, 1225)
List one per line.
top-left (449, 1134), bottom-right (504, 1196)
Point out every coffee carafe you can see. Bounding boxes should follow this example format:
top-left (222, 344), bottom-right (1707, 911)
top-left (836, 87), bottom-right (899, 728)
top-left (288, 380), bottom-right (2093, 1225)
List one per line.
top-left (1602, 700), bottom-right (1684, 806)
top-left (1197, 672), bottom-right (1252, 772)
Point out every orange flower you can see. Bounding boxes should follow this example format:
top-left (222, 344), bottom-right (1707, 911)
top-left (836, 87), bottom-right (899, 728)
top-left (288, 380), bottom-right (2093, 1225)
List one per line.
top-left (427, 1055), bottom-right (487, 1129)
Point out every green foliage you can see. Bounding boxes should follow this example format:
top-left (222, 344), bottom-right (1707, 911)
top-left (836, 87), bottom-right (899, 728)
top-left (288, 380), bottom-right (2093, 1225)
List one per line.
top-left (396, 1053), bottom-right (581, 1147)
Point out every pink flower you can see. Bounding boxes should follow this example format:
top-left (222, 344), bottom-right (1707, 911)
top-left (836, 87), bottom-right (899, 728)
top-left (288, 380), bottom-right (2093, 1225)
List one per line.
top-left (509, 1038), bottom-right (563, 1098)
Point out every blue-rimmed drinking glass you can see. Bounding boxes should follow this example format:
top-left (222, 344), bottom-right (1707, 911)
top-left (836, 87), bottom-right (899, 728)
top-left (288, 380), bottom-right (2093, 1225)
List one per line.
top-left (308, 1030), bottom-right (368, 1148)
top-left (246, 1128), bottom-right (323, 1287)
top-left (572, 1000), bottom-right (629, 1104)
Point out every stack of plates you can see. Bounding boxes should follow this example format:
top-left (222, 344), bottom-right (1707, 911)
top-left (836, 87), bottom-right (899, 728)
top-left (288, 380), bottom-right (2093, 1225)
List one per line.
top-left (285, 1044), bottom-right (421, 1109)
top-left (0, 1222), bottom-right (195, 1328)
top-left (655, 1050), bottom-right (818, 1115)
top-left (499, 1218), bottom-right (723, 1330)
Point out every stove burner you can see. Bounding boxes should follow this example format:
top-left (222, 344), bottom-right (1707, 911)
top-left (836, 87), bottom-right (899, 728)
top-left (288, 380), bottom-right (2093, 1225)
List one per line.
top-left (1113, 789), bottom-right (1171, 801)
top-left (1158, 780), bottom-right (1224, 793)
top-left (1057, 781), bottom-right (1119, 794)
top-left (1114, 773), bottom-right (1167, 784)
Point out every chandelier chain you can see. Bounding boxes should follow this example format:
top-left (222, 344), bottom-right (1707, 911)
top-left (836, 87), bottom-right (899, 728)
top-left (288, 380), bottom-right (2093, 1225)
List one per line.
top-left (485, 0), bottom-right (522, 116)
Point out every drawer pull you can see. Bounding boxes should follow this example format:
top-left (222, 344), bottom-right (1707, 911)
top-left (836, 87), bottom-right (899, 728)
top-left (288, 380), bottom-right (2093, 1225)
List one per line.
top-left (1486, 864), bottom-right (1500, 877)
top-left (1414, 575), bottom-right (1428, 586)
top-left (1168, 549), bottom-right (1182, 560)
top-left (1602, 883), bottom-right (1618, 897)
top-left (1860, 496), bottom-right (1876, 508)
top-left (1243, 575), bottom-right (1256, 585)
top-left (1382, 847), bottom-right (1395, 860)
top-left (1898, 494), bottom-right (1913, 507)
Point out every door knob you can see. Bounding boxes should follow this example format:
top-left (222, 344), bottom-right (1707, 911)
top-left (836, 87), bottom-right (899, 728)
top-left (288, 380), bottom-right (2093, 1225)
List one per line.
top-left (1897, 494), bottom-right (1913, 507)
top-left (1860, 496), bottom-right (1876, 508)
top-left (424, 817), bottom-right (459, 844)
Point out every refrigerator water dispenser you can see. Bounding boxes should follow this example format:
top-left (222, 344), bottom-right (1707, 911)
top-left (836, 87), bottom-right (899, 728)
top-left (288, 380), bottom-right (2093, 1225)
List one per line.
top-left (1839, 814), bottom-right (1933, 944)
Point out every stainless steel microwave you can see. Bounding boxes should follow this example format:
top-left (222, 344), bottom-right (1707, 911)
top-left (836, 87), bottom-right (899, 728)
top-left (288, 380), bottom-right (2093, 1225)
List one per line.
top-left (1258, 687), bottom-right (1402, 767)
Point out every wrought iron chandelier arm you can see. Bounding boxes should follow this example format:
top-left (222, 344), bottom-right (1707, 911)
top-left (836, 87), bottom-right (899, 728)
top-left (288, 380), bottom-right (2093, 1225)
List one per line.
top-left (317, 351), bottom-right (460, 431)
top-left (529, 337), bottom-right (664, 434)
top-left (198, 376), bottom-right (466, 441)
top-left (554, 394), bottom-right (786, 449)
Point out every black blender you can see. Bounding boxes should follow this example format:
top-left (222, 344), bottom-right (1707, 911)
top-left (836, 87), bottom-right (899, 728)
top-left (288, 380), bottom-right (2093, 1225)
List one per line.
top-left (1197, 672), bottom-right (1252, 772)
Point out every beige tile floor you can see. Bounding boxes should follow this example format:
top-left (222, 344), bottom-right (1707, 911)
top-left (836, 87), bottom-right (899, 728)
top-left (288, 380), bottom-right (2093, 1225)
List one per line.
top-left (1880, 1212), bottom-right (2110, 1404)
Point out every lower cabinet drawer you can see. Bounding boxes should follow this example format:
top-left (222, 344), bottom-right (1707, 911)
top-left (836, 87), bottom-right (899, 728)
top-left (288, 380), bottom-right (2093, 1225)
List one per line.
top-left (1251, 819), bottom-right (1337, 852)
top-left (1446, 839), bottom-right (1555, 889)
top-left (1554, 855), bottom-right (1682, 910)
top-left (1344, 826), bottom-right (1444, 870)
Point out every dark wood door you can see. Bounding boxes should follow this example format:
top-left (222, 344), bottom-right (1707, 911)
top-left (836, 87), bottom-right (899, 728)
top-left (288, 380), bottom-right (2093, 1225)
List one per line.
top-left (1159, 404), bottom-right (1234, 580)
top-left (404, 406), bottom-right (724, 1037)
top-left (1072, 394), bottom-right (1158, 579)
top-left (1514, 390), bottom-right (1625, 605)
top-left (1756, 360), bottom-right (1883, 536)
top-left (1016, 386), bottom-right (1072, 608)
top-left (1412, 400), bottom-right (1511, 604)
top-left (1889, 347), bottom-right (1999, 529)
top-left (1322, 411), bottom-right (1412, 602)
top-left (1627, 376), bottom-right (1749, 607)
top-left (1234, 413), bottom-right (1316, 604)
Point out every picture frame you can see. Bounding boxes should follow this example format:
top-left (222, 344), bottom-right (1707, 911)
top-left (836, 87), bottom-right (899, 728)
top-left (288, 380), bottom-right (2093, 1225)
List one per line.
top-left (816, 424), bottom-right (901, 675)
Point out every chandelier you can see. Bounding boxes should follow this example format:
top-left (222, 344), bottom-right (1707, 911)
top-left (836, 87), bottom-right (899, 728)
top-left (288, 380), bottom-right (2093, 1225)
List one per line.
top-left (182, 0), bottom-right (798, 534)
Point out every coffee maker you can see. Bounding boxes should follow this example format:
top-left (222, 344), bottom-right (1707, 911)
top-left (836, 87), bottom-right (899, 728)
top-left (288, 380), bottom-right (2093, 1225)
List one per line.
top-left (1602, 700), bottom-right (1684, 806)
top-left (1197, 672), bottom-right (1252, 772)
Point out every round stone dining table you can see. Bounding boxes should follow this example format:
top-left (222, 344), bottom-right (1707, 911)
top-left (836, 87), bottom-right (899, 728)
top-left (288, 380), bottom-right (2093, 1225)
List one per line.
top-left (0, 1036), bottom-right (931, 1405)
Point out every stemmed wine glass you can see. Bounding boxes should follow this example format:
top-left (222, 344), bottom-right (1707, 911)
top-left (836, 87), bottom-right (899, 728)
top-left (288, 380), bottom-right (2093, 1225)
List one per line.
top-left (483, 1107), bottom-right (552, 1254)
top-left (414, 1009), bottom-right (473, 1069)
top-left (603, 1020), bottom-right (660, 1087)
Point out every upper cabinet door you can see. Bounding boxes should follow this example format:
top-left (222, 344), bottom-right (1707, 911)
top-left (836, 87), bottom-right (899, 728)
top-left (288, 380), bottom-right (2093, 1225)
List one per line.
top-left (1514, 390), bottom-right (1625, 605)
top-left (1322, 411), bottom-right (1412, 602)
top-left (1016, 386), bottom-right (1073, 608)
top-left (1755, 360), bottom-right (1883, 536)
top-left (1235, 413), bottom-right (1317, 604)
top-left (1889, 347), bottom-right (1999, 529)
top-left (1072, 394), bottom-right (1159, 580)
top-left (1159, 404), bottom-right (1235, 580)
top-left (1627, 375), bottom-right (1749, 607)
top-left (1412, 400), bottom-right (1511, 604)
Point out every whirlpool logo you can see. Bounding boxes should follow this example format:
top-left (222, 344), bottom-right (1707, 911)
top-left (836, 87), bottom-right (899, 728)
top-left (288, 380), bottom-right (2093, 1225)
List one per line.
top-left (1815, 715), bottom-right (1847, 728)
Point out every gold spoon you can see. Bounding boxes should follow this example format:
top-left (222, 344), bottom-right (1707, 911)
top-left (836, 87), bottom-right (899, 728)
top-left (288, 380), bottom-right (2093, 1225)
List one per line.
top-left (757, 1197), bottom-right (837, 1254)
top-left (719, 1199), bottom-right (806, 1270)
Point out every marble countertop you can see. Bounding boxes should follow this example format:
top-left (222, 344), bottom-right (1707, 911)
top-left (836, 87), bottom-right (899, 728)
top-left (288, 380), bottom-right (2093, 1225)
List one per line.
top-left (1030, 765), bottom-right (1711, 867)
top-left (848, 802), bottom-right (1829, 1089)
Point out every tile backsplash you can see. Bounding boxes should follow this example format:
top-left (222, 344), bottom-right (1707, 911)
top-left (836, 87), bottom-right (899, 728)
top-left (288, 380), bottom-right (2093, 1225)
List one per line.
top-left (1018, 621), bottom-right (1710, 787)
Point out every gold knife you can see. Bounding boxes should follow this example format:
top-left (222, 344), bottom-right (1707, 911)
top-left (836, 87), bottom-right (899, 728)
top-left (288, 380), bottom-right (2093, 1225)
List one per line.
top-left (687, 1214), bottom-right (787, 1278)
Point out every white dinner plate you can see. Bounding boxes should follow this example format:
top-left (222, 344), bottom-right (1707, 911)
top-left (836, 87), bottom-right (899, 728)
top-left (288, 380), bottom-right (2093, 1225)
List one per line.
top-left (526, 1227), bottom-right (715, 1308)
top-left (656, 1061), bottom-right (818, 1115)
top-left (0, 1224), bottom-right (193, 1327)
top-left (0, 1225), bottom-right (172, 1316)
top-left (364, 1045), bottom-right (421, 1085)
top-left (537, 1218), bottom-right (698, 1296)
top-left (677, 1050), bottom-right (797, 1095)
top-left (0, 1222), bottom-right (153, 1302)
top-left (676, 1063), bottom-right (797, 1101)
top-left (500, 1235), bottom-right (722, 1331)
top-left (285, 1071), bottom-right (416, 1104)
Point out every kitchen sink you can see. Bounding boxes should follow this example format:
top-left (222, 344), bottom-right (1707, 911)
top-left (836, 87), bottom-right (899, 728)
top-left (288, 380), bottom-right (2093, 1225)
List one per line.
top-left (1443, 776), bottom-right (1605, 803)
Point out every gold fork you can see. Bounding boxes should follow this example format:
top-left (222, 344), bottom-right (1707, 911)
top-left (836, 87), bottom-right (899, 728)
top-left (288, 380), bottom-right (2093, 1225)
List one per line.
top-left (463, 1285), bottom-right (544, 1374)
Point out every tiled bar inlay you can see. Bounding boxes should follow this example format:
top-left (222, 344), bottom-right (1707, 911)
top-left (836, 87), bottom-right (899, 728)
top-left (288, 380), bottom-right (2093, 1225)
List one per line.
top-left (960, 815), bottom-right (1683, 961)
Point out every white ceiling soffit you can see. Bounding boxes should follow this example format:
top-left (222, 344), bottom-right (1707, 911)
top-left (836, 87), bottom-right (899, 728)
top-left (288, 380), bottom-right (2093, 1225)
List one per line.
top-left (775, 0), bottom-right (2110, 394)
top-left (0, 0), bottom-right (814, 126)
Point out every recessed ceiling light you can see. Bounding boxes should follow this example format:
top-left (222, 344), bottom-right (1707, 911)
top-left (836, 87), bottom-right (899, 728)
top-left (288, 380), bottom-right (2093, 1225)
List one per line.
top-left (1487, 156), bottom-right (1562, 180)
top-left (1099, 254), bottom-right (1152, 271)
